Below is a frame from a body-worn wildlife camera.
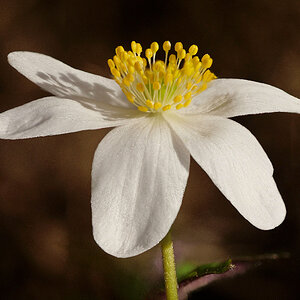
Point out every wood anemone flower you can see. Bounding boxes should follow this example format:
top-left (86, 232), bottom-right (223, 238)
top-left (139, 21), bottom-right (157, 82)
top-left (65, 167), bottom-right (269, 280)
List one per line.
top-left (1, 41), bottom-right (299, 258)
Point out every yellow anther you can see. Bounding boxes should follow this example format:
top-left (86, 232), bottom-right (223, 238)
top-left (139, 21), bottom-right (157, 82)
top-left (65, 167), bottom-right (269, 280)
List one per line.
top-left (192, 56), bottom-right (200, 65)
top-left (115, 46), bottom-right (124, 57)
top-left (162, 105), bottom-right (171, 111)
top-left (134, 61), bottom-right (143, 72)
top-left (159, 71), bottom-right (165, 80)
top-left (201, 54), bottom-right (213, 68)
top-left (126, 73), bottom-right (134, 82)
top-left (136, 82), bottom-right (144, 92)
top-left (123, 78), bottom-right (131, 86)
top-left (111, 68), bottom-right (120, 77)
top-left (174, 69), bottom-right (180, 77)
top-left (185, 53), bottom-right (192, 61)
top-left (163, 41), bottom-right (171, 52)
top-left (155, 60), bottom-right (165, 67)
top-left (186, 82), bottom-right (192, 90)
top-left (189, 45), bottom-right (198, 56)
top-left (203, 58), bottom-right (213, 69)
top-left (202, 70), bottom-right (215, 82)
top-left (192, 71), bottom-right (200, 80)
top-left (174, 95), bottom-right (182, 103)
top-left (184, 92), bottom-right (192, 100)
top-left (195, 62), bottom-right (202, 71)
top-left (146, 100), bottom-right (154, 108)
top-left (175, 42), bottom-right (183, 52)
top-left (128, 51), bottom-right (134, 58)
top-left (167, 65), bottom-right (176, 74)
top-left (145, 69), bottom-right (154, 82)
top-left (126, 93), bottom-right (135, 103)
top-left (153, 60), bottom-right (165, 72)
top-left (136, 43), bottom-right (142, 55)
top-left (131, 41), bottom-right (137, 53)
top-left (153, 81), bottom-right (161, 90)
top-left (128, 57), bottom-right (136, 66)
top-left (113, 55), bottom-right (121, 65)
top-left (151, 42), bottom-right (159, 53)
top-left (176, 103), bottom-right (183, 110)
top-left (145, 48), bottom-right (153, 59)
top-left (178, 49), bottom-right (186, 59)
top-left (136, 56), bottom-right (143, 63)
top-left (119, 62), bottom-right (126, 72)
top-left (201, 54), bottom-right (210, 61)
top-left (121, 51), bottom-right (129, 61)
top-left (154, 102), bottom-right (162, 110)
top-left (164, 73), bottom-right (173, 84)
top-left (107, 59), bottom-right (115, 69)
top-left (115, 78), bottom-right (122, 85)
top-left (142, 75), bottom-right (148, 84)
top-left (197, 83), bottom-right (207, 93)
top-left (196, 75), bottom-right (203, 84)
top-left (142, 58), bottom-right (147, 67)
top-left (127, 65), bottom-right (134, 74)
top-left (169, 54), bottom-right (176, 63)
top-left (183, 99), bottom-right (192, 107)
top-left (183, 65), bottom-right (193, 76)
top-left (138, 106), bottom-right (148, 112)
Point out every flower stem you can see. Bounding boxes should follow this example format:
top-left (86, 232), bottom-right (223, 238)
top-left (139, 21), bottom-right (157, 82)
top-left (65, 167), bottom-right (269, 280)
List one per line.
top-left (160, 231), bottom-right (178, 300)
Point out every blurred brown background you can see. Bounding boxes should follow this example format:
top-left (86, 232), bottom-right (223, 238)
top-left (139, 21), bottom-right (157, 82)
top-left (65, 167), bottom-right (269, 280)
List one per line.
top-left (0, 0), bottom-right (299, 299)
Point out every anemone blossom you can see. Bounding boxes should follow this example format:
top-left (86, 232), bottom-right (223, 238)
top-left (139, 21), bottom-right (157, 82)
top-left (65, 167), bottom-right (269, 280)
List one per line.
top-left (1, 41), bottom-right (299, 258)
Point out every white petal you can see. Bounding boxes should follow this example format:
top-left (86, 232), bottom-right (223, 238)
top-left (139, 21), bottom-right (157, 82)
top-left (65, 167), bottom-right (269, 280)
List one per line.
top-left (189, 79), bottom-right (300, 118)
top-left (0, 96), bottom-right (141, 139)
top-left (91, 116), bottom-right (190, 257)
top-left (8, 51), bottom-right (132, 109)
top-left (165, 113), bottom-right (286, 230)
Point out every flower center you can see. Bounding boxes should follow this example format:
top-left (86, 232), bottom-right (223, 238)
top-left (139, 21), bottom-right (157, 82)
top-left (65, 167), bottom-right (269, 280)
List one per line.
top-left (108, 41), bottom-right (216, 113)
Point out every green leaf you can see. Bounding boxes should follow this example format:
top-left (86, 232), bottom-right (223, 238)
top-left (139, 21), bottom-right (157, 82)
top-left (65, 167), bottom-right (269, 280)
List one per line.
top-left (174, 252), bottom-right (289, 300)
top-left (177, 259), bottom-right (233, 283)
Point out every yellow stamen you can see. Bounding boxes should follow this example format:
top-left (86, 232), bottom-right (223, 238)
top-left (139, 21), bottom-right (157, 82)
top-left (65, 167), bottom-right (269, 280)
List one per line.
top-left (145, 48), bottom-right (153, 59)
top-left (154, 102), bottom-right (162, 110)
top-left (136, 43), bottom-right (142, 55)
top-left (178, 49), bottom-right (186, 60)
top-left (175, 42), bottom-right (183, 52)
top-left (136, 82), bottom-right (145, 92)
top-left (173, 95), bottom-right (182, 103)
top-left (188, 45), bottom-right (198, 56)
top-left (146, 100), bottom-right (154, 108)
top-left (131, 41), bottom-right (137, 53)
top-left (138, 106), bottom-right (148, 112)
top-left (151, 42), bottom-right (159, 53)
top-left (163, 105), bottom-right (171, 111)
top-left (126, 93), bottom-right (135, 103)
top-left (184, 92), bottom-right (192, 100)
top-left (111, 68), bottom-right (120, 77)
top-left (108, 40), bottom-right (215, 113)
top-left (116, 46), bottom-right (124, 57)
top-left (201, 54), bottom-right (213, 69)
top-left (184, 99), bottom-right (192, 107)
top-left (176, 103), bottom-right (183, 110)
top-left (107, 59), bottom-right (115, 69)
top-left (153, 81), bottom-right (161, 90)
top-left (164, 73), bottom-right (173, 84)
top-left (186, 82), bottom-right (192, 90)
top-left (163, 41), bottom-right (171, 52)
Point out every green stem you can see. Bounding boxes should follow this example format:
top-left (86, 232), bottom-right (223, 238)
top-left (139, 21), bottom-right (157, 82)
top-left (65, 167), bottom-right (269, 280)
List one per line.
top-left (160, 231), bottom-right (179, 300)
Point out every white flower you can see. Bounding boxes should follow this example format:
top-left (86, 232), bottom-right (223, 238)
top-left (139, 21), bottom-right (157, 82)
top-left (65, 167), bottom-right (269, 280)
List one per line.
top-left (1, 41), bottom-right (299, 258)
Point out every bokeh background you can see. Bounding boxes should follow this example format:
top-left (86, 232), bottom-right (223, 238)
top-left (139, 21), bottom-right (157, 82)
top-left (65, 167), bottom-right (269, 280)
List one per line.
top-left (0, 0), bottom-right (299, 299)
